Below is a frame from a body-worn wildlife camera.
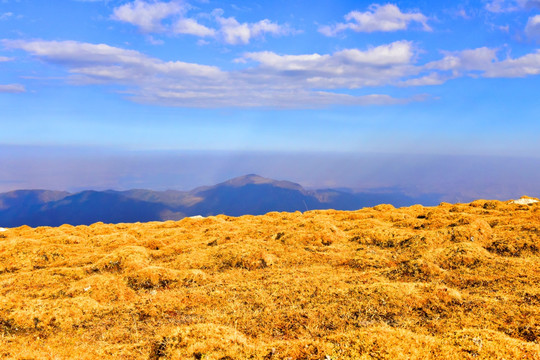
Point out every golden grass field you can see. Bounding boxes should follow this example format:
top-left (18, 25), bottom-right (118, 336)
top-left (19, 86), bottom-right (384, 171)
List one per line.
top-left (0, 198), bottom-right (539, 359)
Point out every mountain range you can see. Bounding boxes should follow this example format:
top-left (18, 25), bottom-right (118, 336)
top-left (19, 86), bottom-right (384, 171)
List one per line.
top-left (0, 174), bottom-right (441, 227)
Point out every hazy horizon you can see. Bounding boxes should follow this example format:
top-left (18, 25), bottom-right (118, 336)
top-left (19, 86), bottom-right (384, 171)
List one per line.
top-left (2, 145), bottom-right (539, 204)
top-left (2, 1), bottom-right (540, 203)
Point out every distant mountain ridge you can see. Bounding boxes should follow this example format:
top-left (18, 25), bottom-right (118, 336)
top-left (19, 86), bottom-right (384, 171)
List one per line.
top-left (0, 174), bottom-right (441, 227)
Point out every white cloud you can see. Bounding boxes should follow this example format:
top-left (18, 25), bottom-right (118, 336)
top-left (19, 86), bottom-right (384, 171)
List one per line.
top-left (111, 0), bottom-right (183, 32)
top-left (4, 39), bottom-right (423, 107)
top-left (0, 56), bottom-right (13, 61)
top-left (483, 50), bottom-right (540, 77)
top-left (319, 4), bottom-right (431, 36)
top-left (3, 40), bottom-right (223, 80)
top-left (0, 84), bottom-right (25, 93)
top-left (243, 41), bottom-right (413, 71)
top-left (110, 2), bottom-right (293, 45)
top-left (426, 48), bottom-right (498, 73)
top-left (239, 41), bottom-right (418, 90)
top-left (525, 14), bottom-right (540, 40)
top-left (9, 39), bottom-right (540, 108)
top-left (424, 46), bottom-right (540, 78)
top-left (214, 15), bottom-right (250, 44)
top-left (213, 11), bottom-right (291, 45)
top-left (174, 18), bottom-right (215, 37)
top-left (251, 19), bottom-right (285, 36)
top-left (399, 73), bottom-right (448, 86)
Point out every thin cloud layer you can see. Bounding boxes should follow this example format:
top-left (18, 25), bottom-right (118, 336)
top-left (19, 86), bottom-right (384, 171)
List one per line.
top-left (0, 12), bottom-right (13, 20)
top-left (1, 55), bottom-right (24, 93)
top-left (486, 0), bottom-right (540, 12)
top-left (0, 83), bottom-right (25, 93)
top-left (319, 4), bottom-right (431, 36)
top-left (5, 38), bottom-right (540, 107)
top-left (3, 39), bottom-right (423, 107)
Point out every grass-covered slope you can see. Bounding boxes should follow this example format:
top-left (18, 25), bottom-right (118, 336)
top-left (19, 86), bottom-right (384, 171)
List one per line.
top-left (0, 198), bottom-right (539, 359)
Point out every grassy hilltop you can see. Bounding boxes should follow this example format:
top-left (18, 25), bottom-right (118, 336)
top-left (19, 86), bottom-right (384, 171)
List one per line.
top-left (0, 198), bottom-right (539, 359)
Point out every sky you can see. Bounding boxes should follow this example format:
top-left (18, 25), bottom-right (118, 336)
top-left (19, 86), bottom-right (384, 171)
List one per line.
top-left (1, 0), bottom-right (540, 198)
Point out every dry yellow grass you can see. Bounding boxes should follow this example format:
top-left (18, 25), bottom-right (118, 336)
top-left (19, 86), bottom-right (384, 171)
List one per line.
top-left (0, 198), bottom-right (539, 359)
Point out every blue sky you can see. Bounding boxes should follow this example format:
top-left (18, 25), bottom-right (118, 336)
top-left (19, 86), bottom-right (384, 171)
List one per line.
top-left (1, 0), bottom-right (540, 194)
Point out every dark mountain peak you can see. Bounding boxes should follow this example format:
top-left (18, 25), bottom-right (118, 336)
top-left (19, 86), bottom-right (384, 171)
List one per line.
top-left (219, 174), bottom-right (304, 191)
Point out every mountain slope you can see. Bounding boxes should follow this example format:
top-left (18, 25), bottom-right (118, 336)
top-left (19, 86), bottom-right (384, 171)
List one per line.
top-left (0, 174), bottom-right (440, 227)
top-left (0, 190), bottom-right (70, 211)
top-left (6, 191), bottom-right (172, 227)
top-left (0, 190), bottom-right (70, 225)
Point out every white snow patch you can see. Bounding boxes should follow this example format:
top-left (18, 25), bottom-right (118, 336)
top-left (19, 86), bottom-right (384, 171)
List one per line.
top-left (0, 228), bottom-right (7, 232)
top-left (510, 198), bottom-right (539, 205)
top-left (189, 215), bottom-right (205, 219)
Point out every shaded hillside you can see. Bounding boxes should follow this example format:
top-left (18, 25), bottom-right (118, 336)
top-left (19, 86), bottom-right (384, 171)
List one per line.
top-left (0, 189), bottom-right (69, 211)
top-left (309, 188), bottom-right (441, 210)
top-left (0, 190), bottom-right (70, 225)
top-left (0, 175), bottom-right (440, 227)
top-left (0, 198), bottom-right (538, 359)
top-left (18, 191), bottom-right (173, 227)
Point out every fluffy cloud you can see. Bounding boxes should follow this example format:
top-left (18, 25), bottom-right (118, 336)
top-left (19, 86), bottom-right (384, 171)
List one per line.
top-left (483, 51), bottom-right (540, 77)
top-left (319, 4), bottom-right (431, 36)
top-left (111, 0), bottom-right (183, 32)
top-left (213, 11), bottom-right (291, 45)
top-left (174, 18), bottom-right (215, 37)
top-left (0, 84), bottom-right (25, 93)
top-left (525, 15), bottom-right (540, 40)
top-left (425, 48), bottom-right (498, 73)
top-left (424, 46), bottom-right (540, 78)
top-left (110, 1), bottom-right (293, 45)
top-left (240, 41), bottom-right (416, 88)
